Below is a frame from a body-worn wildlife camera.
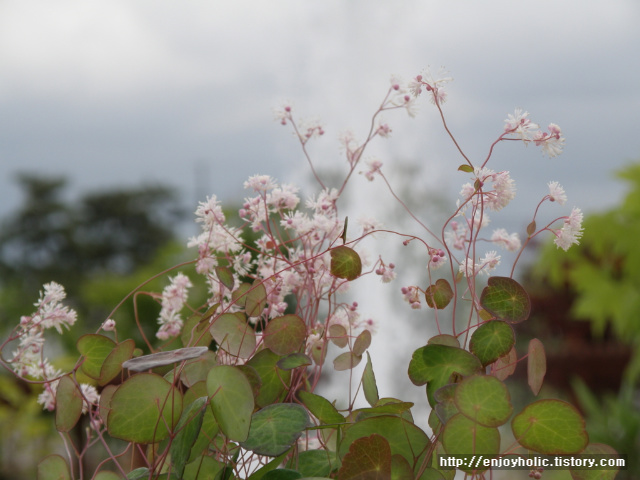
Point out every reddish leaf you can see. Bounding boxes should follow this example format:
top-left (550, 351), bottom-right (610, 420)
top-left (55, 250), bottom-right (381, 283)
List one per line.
top-left (338, 434), bottom-right (392, 480)
top-left (527, 338), bottom-right (546, 395)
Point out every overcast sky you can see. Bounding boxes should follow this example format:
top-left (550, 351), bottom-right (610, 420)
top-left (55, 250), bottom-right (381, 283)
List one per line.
top-left (2, 0), bottom-right (640, 409)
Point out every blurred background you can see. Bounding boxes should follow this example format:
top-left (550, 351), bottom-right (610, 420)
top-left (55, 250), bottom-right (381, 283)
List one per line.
top-left (1, 1), bottom-right (639, 478)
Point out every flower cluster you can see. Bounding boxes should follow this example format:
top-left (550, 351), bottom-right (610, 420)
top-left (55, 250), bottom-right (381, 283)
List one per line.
top-left (156, 273), bottom-right (193, 340)
top-left (504, 108), bottom-right (565, 157)
top-left (9, 282), bottom-right (97, 412)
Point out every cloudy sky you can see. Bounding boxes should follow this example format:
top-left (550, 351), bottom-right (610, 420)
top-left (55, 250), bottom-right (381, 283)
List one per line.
top-left (2, 0), bottom-right (640, 408)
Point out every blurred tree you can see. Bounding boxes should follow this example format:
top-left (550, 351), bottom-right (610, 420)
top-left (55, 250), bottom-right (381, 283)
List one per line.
top-left (0, 173), bottom-right (183, 290)
top-left (522, 162), bottom-right (640, 477)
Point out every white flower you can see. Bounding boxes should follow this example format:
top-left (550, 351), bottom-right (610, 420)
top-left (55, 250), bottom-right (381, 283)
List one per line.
top-left (244, 175), bottom-right (276, 192)
top-left (547, 181), bottom-right (567, 205)
top-left (535, 124), bottom-right (565, 157)
top-left (553, 207), bottom-right (584, 251)
top-left (504, 108), bottom-right (539, 140)
top-left (491, 229), bottom-right (522, 252)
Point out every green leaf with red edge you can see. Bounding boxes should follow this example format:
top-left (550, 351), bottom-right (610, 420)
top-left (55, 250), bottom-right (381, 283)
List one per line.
top-left (329, 324), bottom-right (349, 348)
top-left (570, 444), bottom-right (620, 480)
top-left (334, 352), bottom-right (362, 371)
top-left (511, 399), bottom-right (589, 454)
top-left (98, 384), bottom-right (117, 426)
top-left (362, 352), bottom-right (379, 407)
top-left (246, 348), bottom-right (291, 408)
top-left (353, 329), bottom-right (371, 356)
top-left (454, 375), bottom-right (513, 427)
top-left (210, 313), bottom-right (256, 359)
top-left (527, 338), bottom-right (546, 395)
top-left (408, 344), bottom-right (483, 407)
top-left (469, 321), bottom-right (515, 367)
top-left (215, 266), bottom-right (235, 291)
top-left (206, 365), bottom-right (254, 442)
top-left (479, 276), bottom-right (531, 323)
top-left (338, 415), bottom-right (431, 469)
top-left (246, 280), bottom-right (267, 318)
top-left (330, 245), bottom-right (362, 281)
top-left (37, 455), bottom-right (71, 480)
top-left (55, 375), bottom-right (83, 432)
top-left (99, 338), bottom-right (135, 385)
top-left (232, 283), bottom-right (251, 308)
top-left (107, 373), bottom-right (183, 443)
top-left (241, 403), bottom-right (311, 456)
top-left (264, 314), bottom-right (307, 355)
top-left (338, 434), bottom-right (391, 480)
top-left (77, 334), bottom-right (116, 380)
top-left (298, 390), bottom-right (345, 425)
top-left (276, 353), bottom-right (312, 371)
top-left (442, 413), bottom-right (500, 473)
top-left (425, 279), bottom-right (454, 309)
top-left (428, 334), bottom-right (460, 348)
top-left (458, 164), bottom-right (474, 173)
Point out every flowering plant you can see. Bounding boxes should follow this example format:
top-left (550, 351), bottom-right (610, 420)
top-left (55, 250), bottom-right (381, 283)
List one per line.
top-left (0, 68), bottom-right (620, 480)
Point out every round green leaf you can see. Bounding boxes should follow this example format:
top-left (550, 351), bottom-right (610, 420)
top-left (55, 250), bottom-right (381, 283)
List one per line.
top-left (246, 349), bottom-right (291, 408)
top-left (330, 245), bottom-right (362, 281)
top-left (241, 403), bottom-right (311, 456)
top-left (333, 352), bottom-right (362, 371)
top-left (231, 282), bottom-right (251, 308)
top-left (210, 313), bottom-right (256, 358)
top-left (183, 382), bottom-right (220, 463)
top-left (77, 334), bottom-right (116, 380)
top-left (442, 413), bottom-right (500, 472)
top-left (170, 397), bottom-right (207, 478)
top-left (206, 365), bottom-right (254, 442)
top-left (454, 375), bottom-right (513, 427)
top-left (362, 352), bottom-right (379, 407)
top-left (408, 344), bottom-right (483, 407)
top-left (479, 276), bottom-right (531, 323)
top-left (425, 279), bottom-right (454, 309)
top-left (469, 321), bottom-right (515, 367)
top-left (276, 353), bottom-right (312, 371)
top-left (215, 266), bottom-right (235, 291)
top-left (339, 415), bottom-right (430, 468)
top-left (107, 373), bottom-right (183, 443)
top-left (433, 383), bottom-right (459, 425)
top-left (297, 450), bottom-right (338, 478)
top-left (54, 375), bottom-right (83, 432)
top-left (527, 338), bottom-right (546, 396)
top-left (98, 384), bottom-right (117, 426)
top-left (246, 279), bottom-right (267, 317)
top-left (264, 314), bottom-right (307, 355)
top-left (328, 324), bottom-right (348, 348)
top-left (37, 455), bottom-right (71, 480)
top-left (353, 329), bottom-right (371, 356)
top-left (99, 339), bottom-right (135, 385)
top-left (338, 434), bottom-right (391, 480)
top-left (511, 399), bottom-right (589, 454)
top-left (181, 307), bottom-right (215, 348)
top-left (428, 334), bottom-right (460, 348)
top-left (298, 390), bottom-right (345, 425)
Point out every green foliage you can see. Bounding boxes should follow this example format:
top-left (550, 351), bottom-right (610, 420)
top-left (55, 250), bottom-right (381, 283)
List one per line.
top-left (533, 163), bottom-right (640, 376)
top-left (0, 78), bottom-right (623, 480)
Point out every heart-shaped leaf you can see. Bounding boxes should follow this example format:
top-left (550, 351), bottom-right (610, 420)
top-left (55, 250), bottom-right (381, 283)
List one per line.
top-left (479, 276), bottom-right (531, 323)
top-left (330, 246), bottom-right (362, 281)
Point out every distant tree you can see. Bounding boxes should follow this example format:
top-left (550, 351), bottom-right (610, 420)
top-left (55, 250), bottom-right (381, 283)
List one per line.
top-left (0, 173), bottom-right (184, 328)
